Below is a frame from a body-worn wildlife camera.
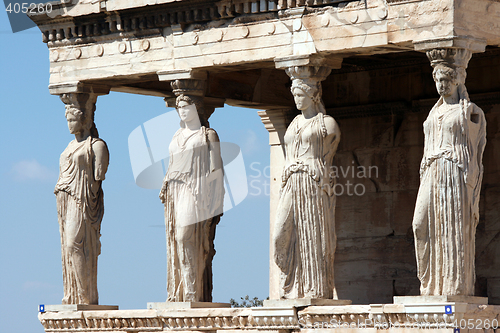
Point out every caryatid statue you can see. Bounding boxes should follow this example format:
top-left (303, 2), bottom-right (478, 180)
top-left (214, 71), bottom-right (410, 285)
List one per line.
top-left (159, 88), bottom-right (224, 302)
top-left (412, 48), bottom-right (487, 296)
top-left (55, 93), bottom-right (109, 305)
top-left (273, 66), bottom-right (341, 299)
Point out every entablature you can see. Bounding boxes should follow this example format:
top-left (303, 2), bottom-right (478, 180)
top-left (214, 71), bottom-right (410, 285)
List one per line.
top-left (27, 0), bottom-right (499, 104)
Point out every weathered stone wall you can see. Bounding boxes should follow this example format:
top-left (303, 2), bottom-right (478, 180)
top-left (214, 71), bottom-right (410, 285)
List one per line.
top-left (327, 48), bottom-right (500, 304)
top-left (477, 102), bottom-right (500, 305)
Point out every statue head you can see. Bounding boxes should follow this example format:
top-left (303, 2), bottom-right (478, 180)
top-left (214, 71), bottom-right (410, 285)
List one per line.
top-left (65, 108), bottom-right (85, 135)
top-left (290, 78), bottom-right (326, 115)
top-left (285, 66), bottom-right (330, 116)
top-left (60, 93), bottom-right (99, 138)
top-left (427, 48), bottom-right (470, 103)
top-left (175, 94), bottom-right (203, 128)
top-left (432, 64), bottom-right (459, 99)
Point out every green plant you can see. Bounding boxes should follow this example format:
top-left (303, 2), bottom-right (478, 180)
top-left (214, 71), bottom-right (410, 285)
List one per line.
top-left (229, 295), bottom-right (268, 308)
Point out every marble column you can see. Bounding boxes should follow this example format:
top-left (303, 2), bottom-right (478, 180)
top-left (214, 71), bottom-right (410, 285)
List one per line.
top-left (258, 109), bottom-right (290, 301)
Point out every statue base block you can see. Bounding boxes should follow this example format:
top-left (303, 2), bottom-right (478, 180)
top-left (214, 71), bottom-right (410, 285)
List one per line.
top-left (394, 296), bottom-right (488, 304)
top-left (42, 304), bottom-right (119, 312)
top-left (147, 301), bottom-right (231, 309)
top-left (263, 298), bottom-right (352, 307)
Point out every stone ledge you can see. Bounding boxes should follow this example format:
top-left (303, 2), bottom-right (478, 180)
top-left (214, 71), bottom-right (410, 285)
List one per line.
top-left (38, 302), bottom-right (500, 332)
top-left (147, 302), bottom-right (231, 309)
top-left (394, 296), bottom-right (489, 305)
top-left (42, 304), bottom-right (119, 312)
top-left (264, 299), bottom-right (352, 307)
top-left (413, 36), bottom-right (487, 53)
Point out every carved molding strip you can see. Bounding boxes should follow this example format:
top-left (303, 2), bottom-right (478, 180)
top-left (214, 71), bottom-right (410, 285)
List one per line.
top-left (327, 92), bottom-right (500, 120)
top-left (37, 2), bottom-right (221, 45)
top-left (37, 0), bottom-right (278, 45)
top-left (34, 0), bottom-right (365, 46)
top-left (39, 303), bottom-right (500, 332)
top-left (412, 92), bottom-right (500, 113)
top-left (39, 310), bottom-right (299, 332)
top-left (332, 57), bottom-right (430, 74)
top-left (298, 311), bottom-right (461, 329)
top-left (386, 0), bottom-right (429, 4)
top-left (276, 0), bottom-right (349, 10)
top-left (216, 0), bottom-right (279, 18)
top-left (327, 101), bottom-right (409, 120)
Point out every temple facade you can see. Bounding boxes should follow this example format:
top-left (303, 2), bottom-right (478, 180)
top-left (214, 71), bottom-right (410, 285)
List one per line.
top-left (30, 0), bottom-right (500, 331)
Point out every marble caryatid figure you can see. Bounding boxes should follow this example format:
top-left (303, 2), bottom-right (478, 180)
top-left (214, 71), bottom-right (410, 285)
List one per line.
top-left (274, 66), bottom-right (341, 299)
top-left (55, 93), bottom-right (109, 305)
top-left (413, 49), bottom-right (487, 296)
top-left (159, 94), bottom-right (224, 302)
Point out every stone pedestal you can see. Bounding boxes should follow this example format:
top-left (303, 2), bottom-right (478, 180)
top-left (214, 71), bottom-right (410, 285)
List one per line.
top-left (147, 302), bottom-right (231, 309)
top-left (40, 304), bottom-right (119, 312)
top-left (264, 299), bottom-right (352, 307)
top-left (394, 296), bottom-right (489, 305)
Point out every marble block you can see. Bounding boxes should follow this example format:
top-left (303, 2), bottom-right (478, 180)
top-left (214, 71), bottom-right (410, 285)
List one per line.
top-left (147, 302), bottom-right (231, 309)
top-left (264, 299), bottom-right (352, 308)
top-left (251, 306), bottom-right (296, 317)
top-left (394, 296), bottom-right (488, 305)
top-left (42, 304), bottom-right (119, 312)
top-left (219, 331), bottom-right (288, 333)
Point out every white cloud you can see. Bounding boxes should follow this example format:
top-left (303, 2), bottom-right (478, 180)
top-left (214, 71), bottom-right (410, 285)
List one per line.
top-left (12, 159), bottom-right (57, 182)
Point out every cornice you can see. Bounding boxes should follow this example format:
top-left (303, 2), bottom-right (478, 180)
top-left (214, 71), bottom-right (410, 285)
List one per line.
top-left (31, 0), bottom-right (371, 46)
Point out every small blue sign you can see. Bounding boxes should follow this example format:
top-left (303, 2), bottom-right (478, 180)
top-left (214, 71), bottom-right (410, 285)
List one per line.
top-left (454, 328), bottom-right (460, 333)
top-left (39, 304), bottom-right (45, 313)
top-left (445, 305), bottom-right (453, 314)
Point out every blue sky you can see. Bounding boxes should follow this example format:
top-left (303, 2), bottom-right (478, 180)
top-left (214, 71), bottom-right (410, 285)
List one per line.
top-left (0, 11), bottom-right (271, 333)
